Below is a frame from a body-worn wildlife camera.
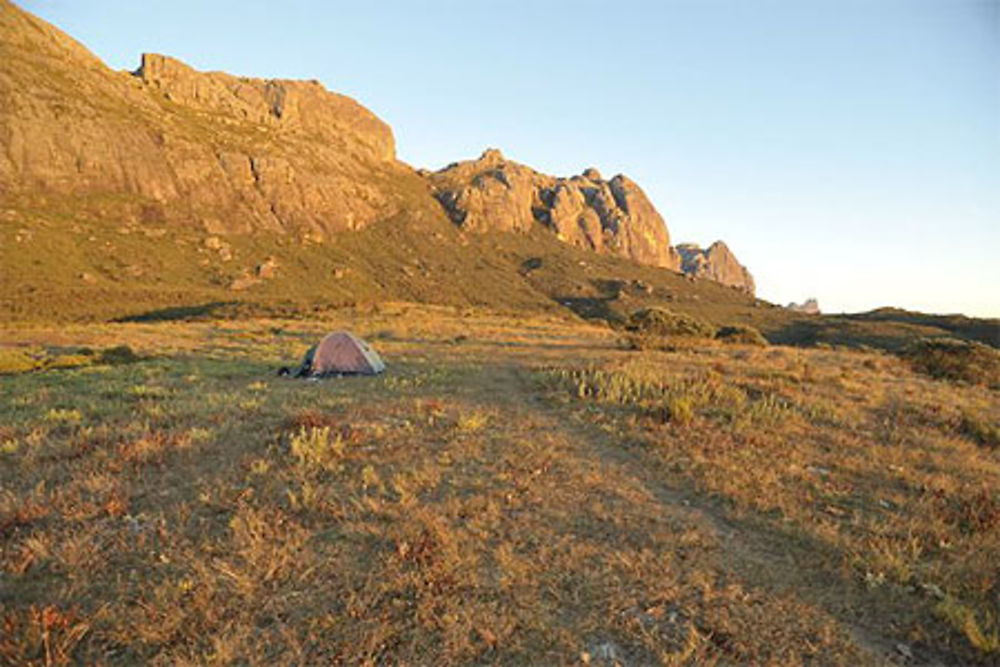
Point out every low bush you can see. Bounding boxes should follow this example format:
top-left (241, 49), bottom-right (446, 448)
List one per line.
top-left (626, 307), bottom-right (715, 340)
top-left (715, 325), bottom-right (768, 346)
top-left (97, 345), bottom-right (141, 365)
top-left (903, 337), bottom-right (1000, 387)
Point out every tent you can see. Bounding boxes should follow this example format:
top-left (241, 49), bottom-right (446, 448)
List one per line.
top-left (292, 332), bottom-right (385, 377)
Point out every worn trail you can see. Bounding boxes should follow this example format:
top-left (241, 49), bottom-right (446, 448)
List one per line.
top-left (485, 363), bottom-right (912, 663)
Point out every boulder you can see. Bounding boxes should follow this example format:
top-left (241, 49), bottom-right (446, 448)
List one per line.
top-left (255, 257), bottom-right (279, 279)
top-left (676, 241), bottom-right (755, 295)
top-left (429, 151), bottom-right (680, 270)
top-left (788, 298), bottom-right (820, 314)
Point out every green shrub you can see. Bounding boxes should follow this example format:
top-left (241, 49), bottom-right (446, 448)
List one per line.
top-left (97, 345), bottom-right (141, 365)
top-left (626, 307), bottom-right (715, 339)
top-left (903, 337), bottom-right (1000, 387)
top-left (715, 325), bottom-right (768, 346)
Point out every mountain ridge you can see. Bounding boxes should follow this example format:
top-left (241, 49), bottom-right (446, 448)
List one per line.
top-left (0, 0), bottom-right (753, 292)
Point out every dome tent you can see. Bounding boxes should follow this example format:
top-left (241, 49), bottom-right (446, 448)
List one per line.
top-left (293, 332), bottom-right (385, 377)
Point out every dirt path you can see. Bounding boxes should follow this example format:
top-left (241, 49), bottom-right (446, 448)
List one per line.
top-left (489, 363), bottom-right (914, 664)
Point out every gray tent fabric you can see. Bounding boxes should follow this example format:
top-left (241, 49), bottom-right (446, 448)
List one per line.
top-left (294, 332), bottom-right (385, 377)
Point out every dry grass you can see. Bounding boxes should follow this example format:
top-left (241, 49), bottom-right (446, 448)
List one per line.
top-left (1, 306), bottom-right (997, 664)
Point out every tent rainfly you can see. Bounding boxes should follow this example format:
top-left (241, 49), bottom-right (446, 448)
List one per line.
top-left (293, 332), bottom-right (385, 377)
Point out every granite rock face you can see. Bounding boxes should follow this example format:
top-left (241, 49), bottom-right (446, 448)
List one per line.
top-left (0, 0), bottom-right (412, 237)
top-left (430, 149), bottom-right (681, 270)
top-left (676, 242), bottom-right (755, 294)
top-left (133, 54), bottom-right (395, 163)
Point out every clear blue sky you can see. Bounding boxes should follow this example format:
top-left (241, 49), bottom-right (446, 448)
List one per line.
top-left (21, 0), bottom-right (1000, 317)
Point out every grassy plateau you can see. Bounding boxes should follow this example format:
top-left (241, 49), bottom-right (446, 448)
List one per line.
top-left (1, 304), bottom-right (998, 665)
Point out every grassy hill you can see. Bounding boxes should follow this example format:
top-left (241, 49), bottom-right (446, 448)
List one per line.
top-left (4, 197), bottom-right (996, 358)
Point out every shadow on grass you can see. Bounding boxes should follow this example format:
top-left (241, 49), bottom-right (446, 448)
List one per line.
top-left (767, 309), bottom-right (999, 353)
top-left (552, 279), bottom-right (630, 325)
top-left (766, 317), bottom-right (940, 352)
top-left (844, 308), bottom-right (1000, 348)
top-left (113, 301), bottom-right (238, 323)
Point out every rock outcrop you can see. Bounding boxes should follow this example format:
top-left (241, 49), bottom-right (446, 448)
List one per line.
top-left (0, 0), bottom-right (416, 237)
top-left (133, 53), bottom-right (394, 163)
top-left (788, 299), bottom-right (820, 314)
top-left (430, 149), bottom-right (681, 270)
top-left (676, 242), bottom-right (755, 294)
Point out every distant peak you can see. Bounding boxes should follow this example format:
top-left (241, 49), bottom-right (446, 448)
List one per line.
top-left (479, 148), bottom-right (505, 163)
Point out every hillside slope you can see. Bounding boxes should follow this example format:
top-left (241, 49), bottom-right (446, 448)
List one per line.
top-left (1, 0), bottom-right (995, 351)
top-left (0, 0), bottom-right (755, 301)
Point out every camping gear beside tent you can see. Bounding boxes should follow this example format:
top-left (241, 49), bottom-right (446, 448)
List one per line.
top-left (290, 332), bottom-right (385, 377)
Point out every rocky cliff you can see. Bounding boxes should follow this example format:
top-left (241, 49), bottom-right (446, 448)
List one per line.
top-left (0, 0), bottom-right (421, 237)
top-left (429, 149), bottom-right (681, 270)
top-left (1, 0), bottom-right (753, 292)
top-left (676, 242), bottom-right (755, 294)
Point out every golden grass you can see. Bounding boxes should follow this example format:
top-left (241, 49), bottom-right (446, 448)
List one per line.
top-left (0, 306), bottom-right (997, 664)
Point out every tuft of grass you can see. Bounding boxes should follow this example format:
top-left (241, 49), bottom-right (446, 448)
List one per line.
top-left (44, 408), bottom-right (83, 424)
top-left (0, 344), bottom-right (142, 375)
top-left (936, 597), bottom-right (999, 655)
top-left (0, 437), bottom-right (19, 455)
top-left (665, 395), bottom-right (696, 426)
top-left (288, 426), bottom-right (345, 472)
top-left (455, 410), bottom-right (490, 432)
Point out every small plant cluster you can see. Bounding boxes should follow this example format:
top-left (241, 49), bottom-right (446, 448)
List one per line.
top-left (936, 596), bottom-right (1000, 654)
top-left (550, 363), bottom-right (772, 427)
top-left (287, 426), bottom-right (345, 472)
top-left (0, 344), bottom-right (140, 375)
top-left (715, 325), bottom-right (769, 346)
top-left (626, 307), bottom-right (715, 340)
top-left (903, 337), bottom-right (1000, 387)
top-left (623, 308), bottom-right (768, 349)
